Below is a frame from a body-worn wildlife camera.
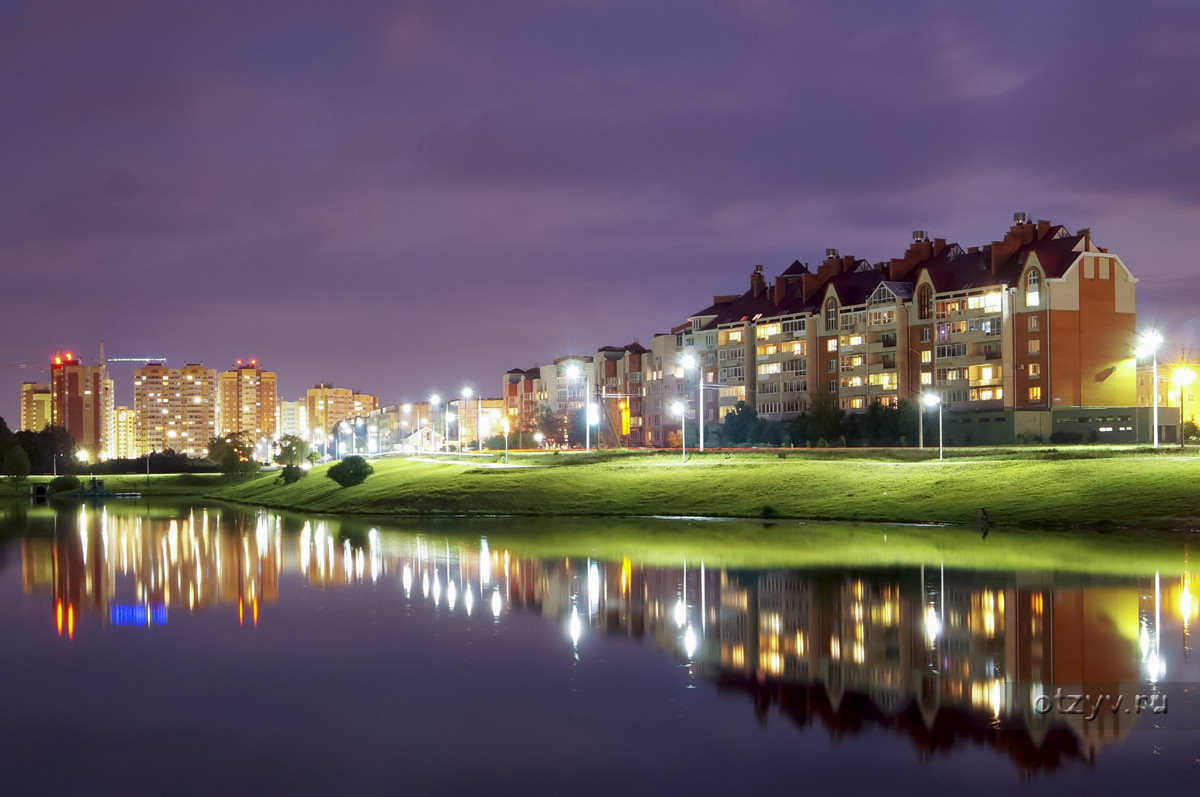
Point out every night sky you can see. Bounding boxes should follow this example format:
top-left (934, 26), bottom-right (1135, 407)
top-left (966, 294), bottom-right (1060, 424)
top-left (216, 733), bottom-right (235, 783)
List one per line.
top-left (3, 0), bottom-right (1199, 425)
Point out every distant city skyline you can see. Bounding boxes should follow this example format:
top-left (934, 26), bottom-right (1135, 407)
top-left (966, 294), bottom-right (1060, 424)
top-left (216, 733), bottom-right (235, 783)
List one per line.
top-left (3, 1), bottom-right (1199, 426)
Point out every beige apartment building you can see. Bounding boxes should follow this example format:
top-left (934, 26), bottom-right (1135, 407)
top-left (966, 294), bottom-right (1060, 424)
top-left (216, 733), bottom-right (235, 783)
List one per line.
top-left (305, 384), bottom-right (378, 435)
top-left (19, 382), bottom-right (51, 432)
top-left (134, 362), bottom-right (217, 456)
top-left (217, 361), bottom-right (278, 443)
top-left (112, 406), bottom-right (137, 459)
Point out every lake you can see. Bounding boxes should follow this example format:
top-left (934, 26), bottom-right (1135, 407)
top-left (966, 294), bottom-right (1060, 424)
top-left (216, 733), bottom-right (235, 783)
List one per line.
top-left (0, 500), bottom-right (1197, 795)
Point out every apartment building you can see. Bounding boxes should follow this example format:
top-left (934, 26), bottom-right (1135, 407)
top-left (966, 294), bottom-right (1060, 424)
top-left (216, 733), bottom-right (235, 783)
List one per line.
top-left (133, 362), bottom-right (217, 456)
top-left (216, 360), bottom-right (278, 441)
top-left (592, 343), bottom-right (649, 448)
top-left (680, 217), bottom-right (1137, 433)
top-left (305, 383), bottom-right (379, 435)
top-left (111, 406), bottom-right (137, 459)
top-left (19, 382), bottom-right (51, 432)
top-left (50, 352), bottom-right (113, 458)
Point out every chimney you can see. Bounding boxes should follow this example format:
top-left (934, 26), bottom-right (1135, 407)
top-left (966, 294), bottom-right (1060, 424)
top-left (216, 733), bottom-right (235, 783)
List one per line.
top-left (1037, 219), bottom-right (1052, 239)
top-left (991, 215), bottom-right (1039, 276)
top-left (1076, 228), bottom-right (1091, 249)
top-left (933, 238), bottom-right (947, 256)
top-left (750, 264), bottom-right (767, 298)
top-left (888, 232), bottom-right (934, 281)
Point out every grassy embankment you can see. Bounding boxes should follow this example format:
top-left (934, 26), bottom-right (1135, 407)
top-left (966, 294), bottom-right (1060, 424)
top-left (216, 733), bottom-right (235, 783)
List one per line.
top-left (0, 472), bottom-right (233, 499)
top-left (209, 448), bottom-right (1200, 530)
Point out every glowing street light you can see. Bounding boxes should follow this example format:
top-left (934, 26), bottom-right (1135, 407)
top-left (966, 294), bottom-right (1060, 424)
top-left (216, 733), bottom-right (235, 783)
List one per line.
top-left (430, 394), bottom-right (442, 452)
top-left (534, 431), bottom-right (544, 449)
top-left (565, 362), bottom-right (591, 452)
top-left (461, 386), bottom-right (472, 453)
top-left (1174, 365), bottom-right (1196, 449)
top-left (680, 352), bottom-right (705, 453)
top-left (922, 392), bottom-right (943, 461)
top-left (1136, 331), bottom-right (1163, 448)
top-left (502, 417), bottom-right (511, 464)
top-left (671, 399), bottom-right (687, 461)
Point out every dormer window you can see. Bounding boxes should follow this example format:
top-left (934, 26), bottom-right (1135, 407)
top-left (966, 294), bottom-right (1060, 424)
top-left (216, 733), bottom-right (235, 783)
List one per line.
top-left (824, 298), bottom-right (838, 332)
top-left (917, 284), bottom-right (933, 320)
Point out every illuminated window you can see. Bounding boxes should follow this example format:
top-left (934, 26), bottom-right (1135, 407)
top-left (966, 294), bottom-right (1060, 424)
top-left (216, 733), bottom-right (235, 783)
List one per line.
top-left (1026, 269), bottom-right (1041, 307)
top-left (1027, 315), bottom-right (1039, 332)
top-left (920, 371), bottom-right (932, 385)
top-left (826, 338), bottom-right (838, 352)
top-left (1028, 339), bottom-right (1041, 355)
top-left (1029, 363), bottom-right (1041, 378)
top-left (921, 350), bottom-right (932, 364)
top-left (1029, 386), bottom-right (1042, 401)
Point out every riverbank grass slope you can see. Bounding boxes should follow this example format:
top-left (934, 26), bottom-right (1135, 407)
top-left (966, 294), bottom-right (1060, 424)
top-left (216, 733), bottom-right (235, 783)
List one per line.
top-left (209, 453), bottom-right (1200, 529)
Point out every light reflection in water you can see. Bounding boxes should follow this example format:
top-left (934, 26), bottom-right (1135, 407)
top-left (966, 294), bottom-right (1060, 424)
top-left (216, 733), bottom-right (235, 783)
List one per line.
top-left (11, 504), bottom-right (1196, 776)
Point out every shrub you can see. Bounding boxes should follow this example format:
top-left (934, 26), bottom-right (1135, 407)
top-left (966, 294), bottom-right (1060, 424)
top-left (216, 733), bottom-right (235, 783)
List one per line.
top-left (279, 465), bottom-right (306, 485)
top-left (326, 456), bottom-right (373, 488)
top-left (48, 474), bottom-right (81, 493)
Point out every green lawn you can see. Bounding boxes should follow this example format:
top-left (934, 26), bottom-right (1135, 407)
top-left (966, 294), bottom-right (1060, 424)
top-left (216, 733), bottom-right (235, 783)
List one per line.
top-left (208, 449), bottom-right (1200, 530)
top-left (0, 472), bottom-right (235, 498)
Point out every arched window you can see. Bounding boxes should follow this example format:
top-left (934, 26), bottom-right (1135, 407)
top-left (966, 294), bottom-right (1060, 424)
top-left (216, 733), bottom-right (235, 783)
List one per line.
top-left (917, 284), bottom-right (933, 320)
top-left (1026, 269), bottom-right (1041, 307)
top-left (824, 298), bottom-right (838, 332)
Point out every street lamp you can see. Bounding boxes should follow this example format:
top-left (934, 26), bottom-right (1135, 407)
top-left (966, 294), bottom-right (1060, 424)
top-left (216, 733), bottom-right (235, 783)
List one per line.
top-left (671, 399), bottom-right (687, 461)
top-left (430, 394), bottom-right (442, 452)
top-left (534, 432), bottom-right (544, 449)
top-left (680, 352), bottom-right (705, 453)
top-left (922, 393), bottom-right (943, 461)
top-left (502, 418), bottom-right (511, 464)
top-left (565, 362), bottom-right (591, 452)
top-left (1137, 331), bottom-right (1163, 448)
top-left (462, 387), bottom-right (473, 453)
top-left (1175, 365), bottom-right (1196, 449)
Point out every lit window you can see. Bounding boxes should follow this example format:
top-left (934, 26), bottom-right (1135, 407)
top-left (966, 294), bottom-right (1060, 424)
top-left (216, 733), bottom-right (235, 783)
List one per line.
top-left (920, 372), bottom-right (932, 385)
top-left (1028, 339), bottom-right (1040, 355)
top-left (826, 339), bottom-right (838, 352)
top-left (1029, 363), bottom-right (1041, 378)
top-left (1027, 315), bottom-right (1039, 332)
top-left (1029, 386), bottom-right (1042, 401)
top-left (921, 350), bottom-right (932, 364)
top-left (1026, 269), bottom-right (1041, 307)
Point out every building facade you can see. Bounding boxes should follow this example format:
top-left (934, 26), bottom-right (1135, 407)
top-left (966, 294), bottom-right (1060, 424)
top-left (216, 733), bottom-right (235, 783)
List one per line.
top-left (19, 382), bottom-right (51, 432)
top-left (305, 384), bottom-right (379, 435)
top-left (217, 361), bottom-right (278, 443)
top-left (112, 406), bottom-right (137, 459)
top-left (50, 352), bottom-right (113, 458)
top-left (133, 362), bottom-right (217, 456)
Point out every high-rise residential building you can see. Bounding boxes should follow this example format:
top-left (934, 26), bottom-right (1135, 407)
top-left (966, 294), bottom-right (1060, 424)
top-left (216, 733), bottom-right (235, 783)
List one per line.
top-left (305, 384), bottom-right (379, 434)
top-left (50, 352), bottom-right (113, 458)
top-left (217, 360), bottom-right (278, 444)
top-left (112, 406), bottom-right (137, 459)
top-left (133, 363), bottom-right (217, 457)
top-left (276, 399), bottom-right (307, 439)
top-left (19, 382), bottom-right (52, 432)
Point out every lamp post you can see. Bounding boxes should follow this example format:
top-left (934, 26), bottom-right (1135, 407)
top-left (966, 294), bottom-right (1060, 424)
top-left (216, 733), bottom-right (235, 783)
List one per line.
top-left (462, 387), bottom-right (473, 453)
top-left (922, 393), bottom-right (943, 461)
top-left (681, 353), bottom-right (705, 453)
top-left (1175, 366), bottom-right (1197, 449)
top-left (566, 362), bottom-right (591, 452)
top-left (430, 394), bottom-right (442, 452)
top-left (502, 418), bottom-right (511, 464)
top-left (671, 399), bottom-right (687, 462)
top-left (1137, 331), bottom-right (1163, 448)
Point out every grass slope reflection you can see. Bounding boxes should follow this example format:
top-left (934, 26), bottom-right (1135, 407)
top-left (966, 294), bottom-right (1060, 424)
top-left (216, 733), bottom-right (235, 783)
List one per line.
top-left (10, 502), bottom-right (1198, 782)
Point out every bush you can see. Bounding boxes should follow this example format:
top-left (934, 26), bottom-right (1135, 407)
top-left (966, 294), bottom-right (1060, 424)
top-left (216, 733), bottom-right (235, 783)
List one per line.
top-left (48, 474), bottom-right (81, 493)
top-left (279, 465), bottom-right (306, 485)
top-left (326, 456), bottom-right (373, 488)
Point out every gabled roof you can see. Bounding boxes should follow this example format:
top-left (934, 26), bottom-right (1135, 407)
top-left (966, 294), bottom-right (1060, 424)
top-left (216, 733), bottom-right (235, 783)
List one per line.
top-left (707, 289), bottom-right (779, 329)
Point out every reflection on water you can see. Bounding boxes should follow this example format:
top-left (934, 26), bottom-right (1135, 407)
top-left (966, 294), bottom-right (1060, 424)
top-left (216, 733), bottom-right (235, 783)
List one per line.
top-left (7, 502), bottom-right (1199, 780)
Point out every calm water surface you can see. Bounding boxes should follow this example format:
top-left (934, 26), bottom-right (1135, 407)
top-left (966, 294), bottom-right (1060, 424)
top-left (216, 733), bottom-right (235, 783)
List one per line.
top-left (1, 500), bottom-right (1197, 796)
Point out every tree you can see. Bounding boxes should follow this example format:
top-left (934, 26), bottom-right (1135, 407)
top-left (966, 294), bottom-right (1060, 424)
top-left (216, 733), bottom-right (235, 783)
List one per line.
top-left (722, 402), bottom-right (758, 445)
top-left (207, 432), bottom-right (258, 477)
top-left (275, 434), bottom-right (311, 466)
top-left (3, 445), bottom-right (31, 489)
top-left (327, 455), bottom-right (373, 488)
top-left (807, 391), bottom-right (844, 444)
